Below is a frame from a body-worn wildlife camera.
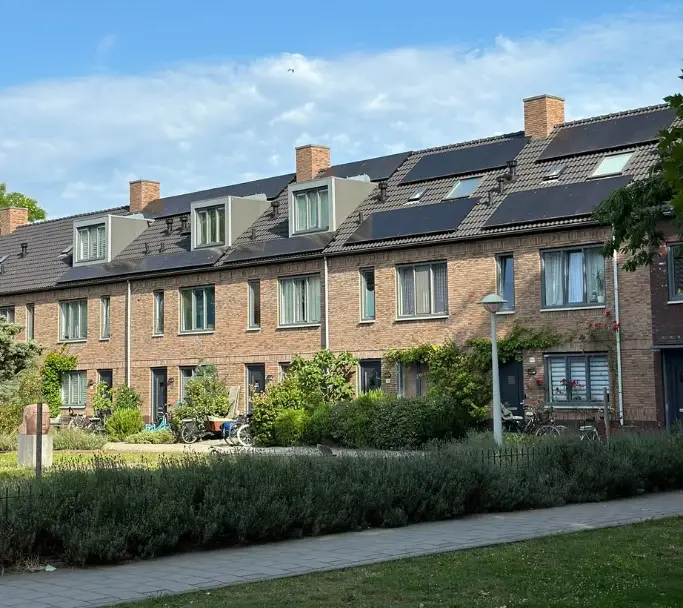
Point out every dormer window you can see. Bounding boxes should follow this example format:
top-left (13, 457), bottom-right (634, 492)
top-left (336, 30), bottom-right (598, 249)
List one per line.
top-left (77, 224), bottom-right (106, 263)
top-left (443, 177), bottom-right (481, 200)
top-left (294, 187), bottom-right (329, 234)
top-left (195, 205), bottom-right (226, 247)
top-left (591, 152), bottom-right (633, 178)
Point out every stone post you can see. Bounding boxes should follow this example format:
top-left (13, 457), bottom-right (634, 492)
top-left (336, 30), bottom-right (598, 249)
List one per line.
top-left (17, 404), bottom-right (53, 469)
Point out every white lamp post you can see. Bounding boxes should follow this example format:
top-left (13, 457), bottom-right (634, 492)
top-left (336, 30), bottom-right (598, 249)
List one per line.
top-left (479, 294), bottom-right (506, 447)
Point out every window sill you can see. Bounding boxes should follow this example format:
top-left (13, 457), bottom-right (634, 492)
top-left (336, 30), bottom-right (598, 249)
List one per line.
top-left (99, 337), bottom-right (110, 342)
top-left (394, 314), bottom-right (449, 323)
top-left (152, 333), bottom-right (165, 338)
top-left (358, 319), bottom-right (376, 324)
top-left (178, 330), bottom-right (215, 336)
top-left (59, 405), bottom-right (85, 410)
top-left (277, 323), bottom-right (321, 330)
top-left (540, 305), bottom-right (605, 312)
top-left (496, 310), bottom-right (515, 316)
top-left (586, 172), bottom-right (624, 180)
top-left (58, 339), bottom-right (87, 344)
top-left (291, 227), bottom-right (330, 237)
top-left (246, 327), bottom-right (261, 332)
top-left (667, 300), bottom-right (683, 305)
top-left (546, 403), bottom-right (607, 410)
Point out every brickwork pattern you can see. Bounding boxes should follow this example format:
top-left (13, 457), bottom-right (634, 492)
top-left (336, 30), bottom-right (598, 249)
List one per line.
top-left (0, 207), bottom-right (29, 235)
top-left (295, 145), bottom-right (330, 182)
top-left (129, 180), bottom-right (160, 214)
top-left (523, 95), bottom-right (566, 139)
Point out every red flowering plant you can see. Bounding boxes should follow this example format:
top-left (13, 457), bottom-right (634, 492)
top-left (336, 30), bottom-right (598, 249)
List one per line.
top-left (585, 311), bottom-right (621, 343)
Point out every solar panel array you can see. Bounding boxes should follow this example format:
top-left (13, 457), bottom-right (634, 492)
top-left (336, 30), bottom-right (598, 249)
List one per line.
top-left (225, 233), bottom-right (333, 263)
top-left (319, 152), bottom-right (410, 182)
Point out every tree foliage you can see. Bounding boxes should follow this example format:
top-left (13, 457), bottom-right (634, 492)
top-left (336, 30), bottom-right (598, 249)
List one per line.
top-left (593, 68), bottom-right (683, 270)
top-left (0, 317), bottom-right (42, 383)
top-left (0, 183), bottom-right (46, 222)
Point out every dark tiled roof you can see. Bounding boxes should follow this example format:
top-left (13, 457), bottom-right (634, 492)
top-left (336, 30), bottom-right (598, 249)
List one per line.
top-left (0, 207), bottom-right (127, 295)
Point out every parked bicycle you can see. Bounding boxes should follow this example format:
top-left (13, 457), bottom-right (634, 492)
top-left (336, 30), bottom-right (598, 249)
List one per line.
top-left (85, 408), bottom-right (111, 434)
top-left (145, 404), bottom-right (171, 432)
top-left (180, 413), bottom-right (252, 447)
top-left (502, 403), bottom-right (566, 437)
top-left (67, 407), bottom-right (88, 430)
top-left (222, 413), bottom-right (253, 447)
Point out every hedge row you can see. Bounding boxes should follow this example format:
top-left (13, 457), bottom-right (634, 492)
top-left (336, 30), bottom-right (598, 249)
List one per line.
top-left (1, 434), bottom-right (682, 567)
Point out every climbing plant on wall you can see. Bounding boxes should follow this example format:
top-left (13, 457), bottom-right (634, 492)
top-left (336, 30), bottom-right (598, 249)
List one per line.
top-left (41, 349), bottom-right (77, 416)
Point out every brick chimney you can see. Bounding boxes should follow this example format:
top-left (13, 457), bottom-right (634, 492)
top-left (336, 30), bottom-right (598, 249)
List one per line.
top-left (523, 95), bottom-right (565, 139)
top-left (295, 145), bottom-right (330, 183)
top-left (0, 207), bottom-right (29, 236)
top-left (129, 180), bottom-right (160, 214)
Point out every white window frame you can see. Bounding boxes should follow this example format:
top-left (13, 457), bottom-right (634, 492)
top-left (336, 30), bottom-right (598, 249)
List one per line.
top-left (545, 354), bottom-right (610, 406)
top-left (61, 370), bottom-right (87, 408)
top-left (278, 362), bottom-right (291, 381)
top-left (0, 306), bottom-right (15, 323)
top-left (248, 280), bottom-right (261, 329)
top-left (25, 303), bottom-right (34, 340)
top-left (360, 267), bottom-right (376, 321)
top-left (76, 223), bottom-right (107, 263)
top-left (396, 262), bottom-right (448, 319)
top-left (443, 177), bottom-right (481, 200)
top-left (100, 296), bottom-right (111, 340)
top-left (179, 286), bottom-right (215, 333)
top-left (59, 300), bottom-right (88, 341)
top-left (278, 275), bottom-right (321, 326)
top-left (590, 152), bottom-right (633, 178)
top-left (292, 186), bottom-right (330, 234)
top-left (541, 246), bottom-right (605, 309)
top-left (194, 205), bottom-right (226, 248)
top-left (153, 290), bottom-right (165, 335)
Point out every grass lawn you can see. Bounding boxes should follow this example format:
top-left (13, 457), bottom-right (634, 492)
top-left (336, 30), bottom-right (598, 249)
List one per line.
top-left (119, 518), bottom-right (683, 608)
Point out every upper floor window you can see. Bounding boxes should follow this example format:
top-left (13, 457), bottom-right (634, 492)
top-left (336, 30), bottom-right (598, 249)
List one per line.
top-left (100, 296), bottom-right (111, 339)
top-left (60, 300), bottom-right (87, 341)
top-left (546, 354), bottom-right (609, 404)
top-left (443, 177), bottom-right (481, 200)
top-left (0, 306), bottom-right (15, 323)
top-left (77, 224), bottom-right (106, 262)
top-left (153, 291), bottom-right (165, 335)
top-left (195, 205), bottom-right (225, 247)
top-left (180, 286), bottom-right (215, 333)
top-left (397, 262), bottom-right (448, 318)
top-left (360, 267), bottom-right (376, 321)
top-left (496, 254), bottom-right (515, 311)
top-left (279, 275), bottom-right (321, 326)
top-left (293, 187), bottom-right (329, 234)
top-left (668, 244), bottom-right (683, 302)
top-left (248, 280), bottom-right (261, 329)
top-left (542, 247), bottom-right (605, 308)
top-left (590, 152), bottom-right (633, 178)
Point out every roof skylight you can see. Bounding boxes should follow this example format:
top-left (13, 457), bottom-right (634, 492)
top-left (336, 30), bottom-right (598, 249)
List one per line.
top-left (591, 152), bottom-right (633, 178)
top-left (443, 177), bottom-right (481, 200)
top-left (544, 164), bottom-right (566, 180)
top-left (0, 255), bottom-right (8, 264)
top-left (407, 187), bottom-right (427, 203)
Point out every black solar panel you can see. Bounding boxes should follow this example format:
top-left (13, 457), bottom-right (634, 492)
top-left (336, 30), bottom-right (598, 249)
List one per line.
top-left (319, 151), bottom-right (410, 182)
top-left (144, 173), bottom-right (294, 219)
top-left (538, 108), bottom-right (675, 162)
top-left (347, 198), bottom-right (478, 244)
top-left (400, 135), bottom-right (528, 185)
top-left (224, 234), bottom-right (333, 264)
top-left (483, 176), bottom-right (631, 229)
top-left (57, 248), bottom-right (222, 283)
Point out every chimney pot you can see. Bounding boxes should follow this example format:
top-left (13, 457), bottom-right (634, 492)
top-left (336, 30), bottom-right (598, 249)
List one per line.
top-left (523, 94), bottom-right (565, 139)
top-left (129, 179), bottom-right (160, 214)
top-left (295, 144), bottom-right (330, 183)
top-left (0, 207), bottom-right (29, 236)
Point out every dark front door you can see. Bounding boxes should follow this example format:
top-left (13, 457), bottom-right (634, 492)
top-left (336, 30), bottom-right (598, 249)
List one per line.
top-left (665, 352), bottom-right (683, 424)
top-left (499, 360), bottom-right (524, 416)
top-left (151, 368), bottom-right (167, 424)
top-left (359, 359), bottom-right (382, 393)
top-left (246, 364), bottom-right (266, 412)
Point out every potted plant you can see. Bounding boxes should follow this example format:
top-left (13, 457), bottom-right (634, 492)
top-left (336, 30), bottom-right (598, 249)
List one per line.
top-left (595, 270), bottom-right (605, 303)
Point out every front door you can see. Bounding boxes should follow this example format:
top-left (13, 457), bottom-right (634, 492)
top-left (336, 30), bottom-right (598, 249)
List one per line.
top-left (359, 359), bottom-right (382, 393)
top-left (499, 359), bottom-right (524, 416)
top-left (665, 353), bottom-right (683, 424)
top-left (246, 364), bottom-right (266, 412)
top-left (150, 368), bottom-right (168, 424)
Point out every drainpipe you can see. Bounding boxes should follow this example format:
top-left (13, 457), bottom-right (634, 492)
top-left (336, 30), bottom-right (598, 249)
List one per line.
top-left (324, 257), bottom-right (330, 350)
top-left (612, 252), bottom-right (624, 425)
top-left (126, 279), bottom-right (132, 386)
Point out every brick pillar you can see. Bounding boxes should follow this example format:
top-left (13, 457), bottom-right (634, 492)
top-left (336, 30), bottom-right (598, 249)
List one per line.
top-left (0, 206), bottom-right (29, 235)
top-left (523, 95), bottom-right (565, 139)
top-left (129, 180), bottom-right (160, 214)
top-left (295, 145), bottom-right (330, 182)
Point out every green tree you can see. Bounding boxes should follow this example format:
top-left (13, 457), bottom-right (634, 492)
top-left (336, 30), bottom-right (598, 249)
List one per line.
top-left (0, 183), bottom-right (47, 222)
top-left (593, 69), bottom-right (683, 270)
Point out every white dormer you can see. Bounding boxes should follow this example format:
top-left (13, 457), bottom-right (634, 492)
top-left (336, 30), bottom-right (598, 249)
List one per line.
top-left (72, 214), bottom-right (150, 266)
top-left (190, 195), bottom-right (270, 251)
top-left (287, 176), bottom-right (375, 238)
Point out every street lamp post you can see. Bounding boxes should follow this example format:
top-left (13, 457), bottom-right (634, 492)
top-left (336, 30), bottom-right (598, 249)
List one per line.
top-left (479, 294), bottom-right (506, 447)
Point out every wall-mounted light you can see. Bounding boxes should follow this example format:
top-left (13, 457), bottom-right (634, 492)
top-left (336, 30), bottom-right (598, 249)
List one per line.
top-left (526, 368), bottom-right (537, 376)
top-left (168, 377), bottom-right (175, 386)
top-left (266, 375), bottom-right (273, 383)
top-left (87, 379), bottom-right (95, 388)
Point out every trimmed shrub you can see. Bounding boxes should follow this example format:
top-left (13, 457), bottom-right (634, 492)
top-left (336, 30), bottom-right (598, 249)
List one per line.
top-left (301, 403), bottom-right (333, 445)
top-left (52, 428), bottom-right (107, 451)
top-left (125, 429), bottom-right (175, 444)
top-left (273, 409), bottom-right (309, 446)
top-left (0, 432), bottom-right (16, 452)
top-left (105, 408), bottom-right (144, 441)
top-left (0, 402), bottom-right (23, 435)
top-left (112, 385), bottom-right (142, 411)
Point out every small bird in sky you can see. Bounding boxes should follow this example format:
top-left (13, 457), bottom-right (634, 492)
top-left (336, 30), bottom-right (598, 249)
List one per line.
top-left (287, 68), bottom-right (294, 73)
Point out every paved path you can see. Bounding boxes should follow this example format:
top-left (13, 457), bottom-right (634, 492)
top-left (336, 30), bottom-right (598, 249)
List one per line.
top-left (1, 492), bottom-right (681, 608)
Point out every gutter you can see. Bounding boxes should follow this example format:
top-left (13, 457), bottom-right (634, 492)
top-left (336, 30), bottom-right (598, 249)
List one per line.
top-left (612, 251), bottom-right (624, 425)
top-left (126, 279), bottom-right (132, 386)
top-left (324, 256), bottom-right (330, 350)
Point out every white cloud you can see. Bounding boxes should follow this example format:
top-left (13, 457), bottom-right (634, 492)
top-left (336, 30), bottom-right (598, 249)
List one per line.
top-left (0, 7), bottom-right (681, 216)
top-left (97, 34), bottom-right (116, 56)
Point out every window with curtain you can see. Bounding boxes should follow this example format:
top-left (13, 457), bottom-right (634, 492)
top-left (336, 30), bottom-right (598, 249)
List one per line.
top-left (542, 247), bottom-right (605, 308)
top-left (546, 354), bottom-right (609, 404)
top-left (194, 205), bottom-right (226, 247)
top-left (293, 187), bottom-right (329, 233)
top-left (100, 296), bottom-right (111, 339)
top-left (668, 244), bottom-right (683, 301)
top-left (59, 300), bottom-right (87, 341)
top-left (497, 254), bottom-right (515, 310)
top-left (0, 306), bottom-right (15, 323)
top-left (180, 286), bottom-right (215, 332)
top-left (360, 267), bottom-right (375, 320)
top-left (248, 280), bottom-right (261, 328)
top-left (153, 291), bottom-right (164, 335)
top-left (25, 304), bottom-right (34, 340)
top-left (61, 371), bottom-right (86, 407)
top-left (397, 262), bottom-right (447, 318)
top-left (397, 362), bottom-right (429, 397)
top-left (77, 224), bottom-right (106, 262)
top-left (279, 275), bottom-right (321, 325)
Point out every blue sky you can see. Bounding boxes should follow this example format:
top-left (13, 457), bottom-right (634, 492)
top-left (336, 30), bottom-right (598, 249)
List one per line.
top-left (0, 0), bottom-right (680, 216)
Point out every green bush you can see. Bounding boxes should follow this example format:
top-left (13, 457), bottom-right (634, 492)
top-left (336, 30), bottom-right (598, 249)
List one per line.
top-left (105, 408), bottom-right (144, 441)
top-left (0, 367), bottom-right (48, 433)
top-left (1, 434), bottom-right (682, 568)
top-left (41, 350), bottom-right (77, 417)
top-left (273, 409), bottom-right (310, 446)
top-left (250, 375), bottom-right (307, 446)
top-left (92, 382), bottom-right (112, 414)
top-left (0, 432), bottom-right (16, 452)
top-left (52, 428), bottom-right (107, 451)
top-left (112, 385), bottom-right (142, 411)
top-left (125, 429), bottom-right (175, 444)
top-left (301, 403), bottom-right (333, 445)
top-left (0, 402), bottom-right (23, 435)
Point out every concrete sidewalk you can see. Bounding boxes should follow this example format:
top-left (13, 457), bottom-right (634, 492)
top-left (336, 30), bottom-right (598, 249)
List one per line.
top-left (1, 491), bottom-right (681, 608)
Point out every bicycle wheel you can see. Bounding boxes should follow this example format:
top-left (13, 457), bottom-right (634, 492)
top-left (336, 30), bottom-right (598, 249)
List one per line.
top-left (535, 425), bottom-right (560, 437)
top-left (581, 429), bottom-right (599, 441)
top-left (181, 422), bottom-right (199, 444)
top-left (236, 424), bottom-right (253, 447)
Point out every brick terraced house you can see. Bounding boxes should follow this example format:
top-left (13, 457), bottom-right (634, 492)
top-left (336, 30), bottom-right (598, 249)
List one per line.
top-left (1, 94), bottom-right (681, 426)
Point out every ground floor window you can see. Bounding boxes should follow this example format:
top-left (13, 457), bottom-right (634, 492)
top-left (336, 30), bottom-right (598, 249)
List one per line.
top-left (397, 362), bottom-right (428, 398)
top-left (62, 371), bottom-right (87, 408)
top-left (546, 353), bottom-right (609, 404)
top-left (179, 366), bottom-right (197, 402)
